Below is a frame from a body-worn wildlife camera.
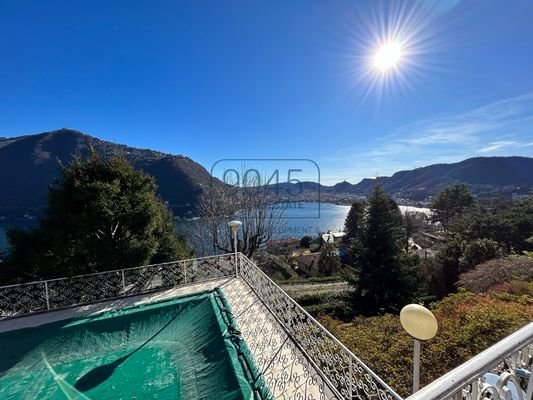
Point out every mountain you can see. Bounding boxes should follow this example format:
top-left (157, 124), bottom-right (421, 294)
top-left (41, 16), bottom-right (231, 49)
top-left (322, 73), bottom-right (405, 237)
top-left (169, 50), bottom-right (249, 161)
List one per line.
top-left (270, 157), bottom-right (533, 201)
top-left (331, 180), bottom-right (355, 193)
top-left (0, 129), bottom-right (215, 218)
top-left (349, 157), bottom-right (533, 200)
top-left (1, 130), bottom-right (531, 220)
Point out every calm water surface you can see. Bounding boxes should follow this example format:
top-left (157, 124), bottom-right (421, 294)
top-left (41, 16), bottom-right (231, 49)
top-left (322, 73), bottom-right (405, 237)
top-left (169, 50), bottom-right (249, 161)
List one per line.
top-left (0, 203), bottom-right (430, 252)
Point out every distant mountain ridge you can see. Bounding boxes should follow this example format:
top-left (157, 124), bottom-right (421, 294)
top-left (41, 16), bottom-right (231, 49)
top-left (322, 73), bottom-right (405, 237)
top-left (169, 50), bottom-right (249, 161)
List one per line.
top-left (0, 130), bottom-right (531, 220)
top-left (350, 156), bottom-right (533, 199)
top-left (296, 156), bottom-right (533, 200)
top-left (0, 129), bottom-right (215, 218)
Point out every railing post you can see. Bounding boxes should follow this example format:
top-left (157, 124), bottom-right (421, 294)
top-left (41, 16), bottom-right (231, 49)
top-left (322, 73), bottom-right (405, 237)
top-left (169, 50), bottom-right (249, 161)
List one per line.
top-left (121, 270), bottom-right (126, 296)
top-left (44, 281), bottom-right (50, 311)
top-left (184, 261), bottom-right (187, 284)
top-left (348, 351), bottom-right (353, 399)
top-left (526, 367), bottom-right (533, 400)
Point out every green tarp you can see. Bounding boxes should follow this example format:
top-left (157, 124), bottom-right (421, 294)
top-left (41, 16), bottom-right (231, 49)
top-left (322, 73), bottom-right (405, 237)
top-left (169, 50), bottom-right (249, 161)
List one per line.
top-left (0, 289), bottom-right (271, 400)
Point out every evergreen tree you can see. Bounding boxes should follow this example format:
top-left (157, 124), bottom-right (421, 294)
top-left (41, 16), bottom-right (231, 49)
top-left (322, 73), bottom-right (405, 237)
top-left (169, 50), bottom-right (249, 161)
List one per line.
top-left (460, 238), bottom-right (504, 270)
top-left (427, 240), bottom-right (462, 297)
top-left (299, 235), bottom-right (313, 248)
top-left (318, 242), bottom-right (341, 276)
top-left (1, 150), bottom-right (190, 282)
top-left (431, 184), bottom-right (474, 228)
top-left (343, 200), bottom-right (365, 241)
top-left (448, 197), bottom-right (533, 253)
top-left (350, 186), bottom-right (419, 315)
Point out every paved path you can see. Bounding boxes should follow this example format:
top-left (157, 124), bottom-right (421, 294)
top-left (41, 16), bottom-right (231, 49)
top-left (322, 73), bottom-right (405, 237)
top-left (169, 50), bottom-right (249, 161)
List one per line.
top-left (281, 281), bottom-right (350, 297)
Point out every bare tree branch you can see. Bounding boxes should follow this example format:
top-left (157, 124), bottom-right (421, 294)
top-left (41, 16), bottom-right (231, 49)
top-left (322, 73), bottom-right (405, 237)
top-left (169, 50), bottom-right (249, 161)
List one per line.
top-left (198, 173), bottom-right (285, 257)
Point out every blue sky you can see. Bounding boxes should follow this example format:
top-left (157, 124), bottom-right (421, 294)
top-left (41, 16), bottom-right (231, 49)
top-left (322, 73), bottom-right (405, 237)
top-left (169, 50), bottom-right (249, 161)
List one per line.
top-left (1, 0), bottom-right (532, 184)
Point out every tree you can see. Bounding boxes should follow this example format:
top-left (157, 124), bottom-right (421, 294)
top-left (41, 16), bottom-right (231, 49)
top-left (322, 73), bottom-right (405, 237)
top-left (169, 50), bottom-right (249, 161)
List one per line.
top-left (458, 256), bottom-right (533, 293)
top-left (198, 174), bottom-right (284, 258)
top-left (350, 186), bottom-right (420, 315)
top-left (1, 150), bottom-right (190, 282)
top-left (460, 238), bottom-right (504, 270)
top-left (426, 241), bottom-right (462, 298)
top-left (431, 184), bottom-right (474, 228)
top-left (299, 235), bottom-right (313, 248)
top-left (422, 196), bottom-right (533, 299)
top-left (343, 200), bottom-right (365, 241)
top-left (318, 242), bottom-right (341, 276)
top-left (448, 197), bottom-right (533, 253)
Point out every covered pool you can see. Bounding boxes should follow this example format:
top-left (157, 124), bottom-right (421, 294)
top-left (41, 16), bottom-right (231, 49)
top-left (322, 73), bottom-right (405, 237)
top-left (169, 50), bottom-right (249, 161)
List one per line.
top-left (0, 289), bottom-right (268, 400)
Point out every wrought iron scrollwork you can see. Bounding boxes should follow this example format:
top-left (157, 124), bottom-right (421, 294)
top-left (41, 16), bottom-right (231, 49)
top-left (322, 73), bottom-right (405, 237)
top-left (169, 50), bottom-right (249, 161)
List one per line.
top-left (454, 342), bottom-right (533, 400)
top-left (238, 254), bottom-right (402, 400)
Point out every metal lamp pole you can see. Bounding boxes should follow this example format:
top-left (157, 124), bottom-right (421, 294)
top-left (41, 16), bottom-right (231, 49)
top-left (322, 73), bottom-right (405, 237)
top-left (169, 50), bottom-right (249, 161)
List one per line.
top-left (413, 338), bottom-right (421, 392)
top-left (228, 221), bottom-right (242, 277)
top-left (400, 304), bottom-right (439, 394)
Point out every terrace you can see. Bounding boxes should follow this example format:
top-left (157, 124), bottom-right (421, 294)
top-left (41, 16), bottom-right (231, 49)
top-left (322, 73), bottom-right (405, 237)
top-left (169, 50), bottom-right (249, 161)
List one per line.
top-left (0, 253), bottom-right (532, 400)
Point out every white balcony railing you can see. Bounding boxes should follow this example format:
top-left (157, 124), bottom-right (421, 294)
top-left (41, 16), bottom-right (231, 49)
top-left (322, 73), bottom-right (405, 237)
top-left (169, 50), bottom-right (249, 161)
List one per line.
top-left (405, 322), bottom-right (533, 400)
top-left (0, 253), bottom-right (531, 400)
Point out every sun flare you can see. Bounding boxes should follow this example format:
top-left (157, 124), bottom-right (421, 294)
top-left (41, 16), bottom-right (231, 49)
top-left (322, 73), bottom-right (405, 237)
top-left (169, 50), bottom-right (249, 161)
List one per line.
top-left (373, 41), bottom-right (403, 71)
top-left (345, 1), bottom-right (446, 104)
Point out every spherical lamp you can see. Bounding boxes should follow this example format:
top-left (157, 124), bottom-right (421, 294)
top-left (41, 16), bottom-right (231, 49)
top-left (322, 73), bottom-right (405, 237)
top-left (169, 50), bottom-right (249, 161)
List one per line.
top-left (400, 304), bottom-right (438, 341)
top-left (400, 304), bottom-right (438, 394)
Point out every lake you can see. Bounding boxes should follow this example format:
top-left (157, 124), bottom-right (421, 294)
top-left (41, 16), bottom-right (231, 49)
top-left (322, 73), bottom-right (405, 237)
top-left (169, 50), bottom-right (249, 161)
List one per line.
top-left (0, 203), bottom-right (431, 253)
top-left (258, 202), bottom-right (430, 238)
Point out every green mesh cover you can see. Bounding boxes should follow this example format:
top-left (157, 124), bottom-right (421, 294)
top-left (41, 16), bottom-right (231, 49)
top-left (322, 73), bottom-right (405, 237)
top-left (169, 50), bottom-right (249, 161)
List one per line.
top-left (0, 289), bottom-right (271, 400)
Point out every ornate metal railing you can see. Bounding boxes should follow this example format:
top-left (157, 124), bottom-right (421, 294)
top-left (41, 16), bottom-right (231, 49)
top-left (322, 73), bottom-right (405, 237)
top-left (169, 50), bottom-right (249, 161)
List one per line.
top-left (0, 254), bottom-right (236, 318)
top-left (239, 253), bottom-right (402, 400)
top-left (2, 252), bottom-right (531, 400)
top-left (405, 322), bottom-right (533, 400)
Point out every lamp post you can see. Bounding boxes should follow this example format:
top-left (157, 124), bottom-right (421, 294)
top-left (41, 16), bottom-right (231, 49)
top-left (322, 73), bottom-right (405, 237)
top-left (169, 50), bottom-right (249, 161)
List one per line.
top-left (227, 220), bottom-right (242, 277)
top-left (400, 304), bottom-right (438, 394)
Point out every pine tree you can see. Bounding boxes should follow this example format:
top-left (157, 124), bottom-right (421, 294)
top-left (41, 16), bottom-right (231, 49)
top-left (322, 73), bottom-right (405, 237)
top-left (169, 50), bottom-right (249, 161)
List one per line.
top-left (343, 200), bottom-right (365, 240)
top-left (350, 186), bottom-right (419, 315)
top-left (431, 184), bottom-right (473, 228)
top-left (1, 150), bottom-right (190, 281)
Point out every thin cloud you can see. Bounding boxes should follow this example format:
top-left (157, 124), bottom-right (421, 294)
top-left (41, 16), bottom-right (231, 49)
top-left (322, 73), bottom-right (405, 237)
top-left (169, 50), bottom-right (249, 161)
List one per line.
top-left (479, 141), bottom-right (518, 153)
top-left (394, 92), bottom-right (533, 149)
top-left (324, 92), bottom-right (533, 183)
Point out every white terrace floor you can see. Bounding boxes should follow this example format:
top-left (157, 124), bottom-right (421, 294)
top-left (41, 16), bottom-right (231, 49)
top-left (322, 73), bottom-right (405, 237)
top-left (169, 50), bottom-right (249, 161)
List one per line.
top-left (0, 276), bottom-right (335, 399)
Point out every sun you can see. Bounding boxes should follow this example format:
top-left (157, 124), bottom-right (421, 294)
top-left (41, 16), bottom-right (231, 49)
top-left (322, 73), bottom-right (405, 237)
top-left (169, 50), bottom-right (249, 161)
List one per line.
top-left (343, 1), bottom-right (447, 104)
top-left (373, 41), bottom-right (403, 71)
